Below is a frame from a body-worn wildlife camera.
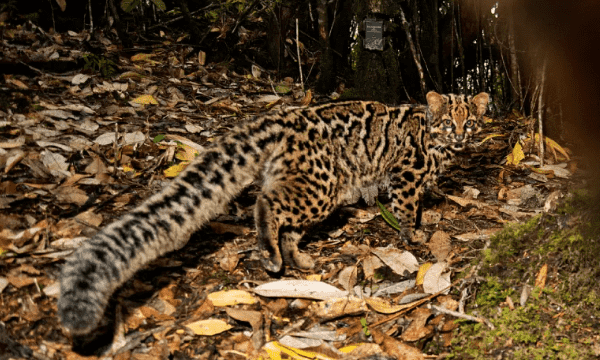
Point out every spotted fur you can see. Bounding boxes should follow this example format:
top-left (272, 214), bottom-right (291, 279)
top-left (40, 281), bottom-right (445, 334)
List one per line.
top-left (58, 91), bottom-right (489, 336)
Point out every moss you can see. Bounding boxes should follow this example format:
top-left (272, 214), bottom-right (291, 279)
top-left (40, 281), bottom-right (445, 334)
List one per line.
top-left (451, 193), bottom-right (600, 358)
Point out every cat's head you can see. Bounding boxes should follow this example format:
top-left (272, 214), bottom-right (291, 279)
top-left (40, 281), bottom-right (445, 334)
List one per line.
top-left (426, 91), bottom-right (489, 151)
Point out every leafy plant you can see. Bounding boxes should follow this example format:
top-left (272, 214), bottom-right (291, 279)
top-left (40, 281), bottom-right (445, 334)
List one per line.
top-left (120, 0), bottom-right (166, 13)
top-left (376, 199), bottom-right (401, 231)
top-left (360, 318), bottom-right (371, 336)
top-left (82, 54), bottom-right (117, 78)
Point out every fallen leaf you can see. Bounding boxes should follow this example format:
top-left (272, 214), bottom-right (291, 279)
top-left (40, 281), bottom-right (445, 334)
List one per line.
top-left (422, 262), bottom-right (451, 294)
top-left (338, 266), bottom-right (357, 292)
top-left (427, 231), bottom-right (452, 262)
top-left (253, 280), bottom-right (348, 300)
top-left (186, 319), bottom-right (232, 336)
top-left (310, 296), bottom-right (367, 320)
top-left (415, 263), bottom-right (432, 286)
top-left (535, 263), bottom-right (548, 289)
top-left (372, 329), bottom-right (425, 360)
top-left (366, 297), bottom-right (414, 314)
top-left (371, 247), bottom-right (419, 276)
top-left (400, 307), bottom-right (433, 342)
top-left (207, 290), bottom-right (257, 306)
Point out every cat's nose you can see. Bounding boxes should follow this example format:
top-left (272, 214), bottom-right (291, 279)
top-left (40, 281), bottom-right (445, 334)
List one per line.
top-left (455, 134), bottom-right (464, 141)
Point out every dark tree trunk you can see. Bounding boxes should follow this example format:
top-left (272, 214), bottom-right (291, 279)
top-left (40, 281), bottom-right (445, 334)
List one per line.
top-left (315, 0), bottom-right (335, 93)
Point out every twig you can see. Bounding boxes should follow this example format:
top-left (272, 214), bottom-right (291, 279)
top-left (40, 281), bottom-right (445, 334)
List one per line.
top-left (74, 218), bottom-right (102, 231)
top-left (538, 58), bottom-right (547, 166)
top-left (427, 304), bottom-right (495, 330)
top-left (296, 18), bottom-right (304, 91)
top-left (147, 3), bottom-right (217, 30)
top-left (231, 0), bottom-right (260, 36)
top-left (299, 30), bottom-right (343, 58)
top-left (398, 5), bottom-right (426, 98)
top-left (17, 61), bottom-right (78, 80)
top-left (113, 326), bottom-right (167, 356)
top-left (88, 0), bottom-right (94, 32)
top-left (113, 123), bottom-right (119, 177)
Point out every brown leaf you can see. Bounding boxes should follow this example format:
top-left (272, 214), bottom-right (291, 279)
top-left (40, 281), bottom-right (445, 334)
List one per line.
top-left (535, 263), bottom-right (548, 289)
top-left (427, 231), bottom-right (452, 262)
top-left (84, 154), bottom-right (108, 175)
top-left (362, 255), bottom-right (384, 280)
top-left (372, 329), bottom-right (425, 360)
top-left (401, 307), bottom-right (433, 342)
top-left (6, 274), bottom-right (36, 288)
top-left (215, 244), bottom-right (241, 272)
top-left (52, 186), bottom-right (89, 206)
top-left (337, 265), bottom-right (357, 291)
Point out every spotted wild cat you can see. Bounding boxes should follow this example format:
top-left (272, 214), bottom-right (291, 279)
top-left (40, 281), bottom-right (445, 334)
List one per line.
top-left (58, 91), bottom-right (489, 336)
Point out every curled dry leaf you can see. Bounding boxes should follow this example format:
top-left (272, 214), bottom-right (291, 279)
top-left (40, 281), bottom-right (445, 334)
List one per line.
top-left (371, 247), bottom-right (419, 276)
top-left (341, 343), bottom-right (384, 357)
top-left (4, 149), bottom-right (25, 173)
top-left (415, 263), bottom-right (432, 286)
top-left (422, 262), bottom-right (451, 295)
top-left (362, 255), bottom-right (384, 280)
top-left (278, 335), bottom-right (322, 349)
top-left (253, 280), bottom-right (348, 300)
top-left (207, 289), bottom-right (257, 307)
top-left (427, 231), bottom-right (452, 262)
top-left (52, 186), bottom-right (89, 206)
top-left (338, 265), bottom-right (358, 292)
top-left (400, 307), bottom-right (433, 343)
top-left (372, 329), bottom-right (425, 360)
top-left (365, 297), bottom-right (414, 314)
top-left (310, 296), bottom-right (367, 320)
top-left (372, 280), bottom-right (415, 297)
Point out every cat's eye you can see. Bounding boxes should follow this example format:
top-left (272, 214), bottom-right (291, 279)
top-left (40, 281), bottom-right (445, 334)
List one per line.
top-left (444, 119), bottom-right (452, 126)
top-left (465, 120), bottom-right (473, 127)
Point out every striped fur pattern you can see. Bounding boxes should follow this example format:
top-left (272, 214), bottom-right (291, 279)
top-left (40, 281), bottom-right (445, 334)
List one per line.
top-left (58, 91), bottom-right (489, 336)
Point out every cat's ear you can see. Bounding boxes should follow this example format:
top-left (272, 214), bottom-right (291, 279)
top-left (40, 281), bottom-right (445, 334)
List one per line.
top-left (470, 92), bottom-right (490, 117)
top-left (426, 91), bottom-right (446, 114)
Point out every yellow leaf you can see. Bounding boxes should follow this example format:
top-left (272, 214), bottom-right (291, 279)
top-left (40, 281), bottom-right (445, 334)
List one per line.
top-left (339, 344), bottom-right (365, 354)
top-left (506, 142), bottom-right (525, 166)
top-left (207, 289), bottom-right (258, 307)
top-left (365, 297), bottom-right (414, 314)
top-left (512, 109), bottom-right (524, 119)
top-left (480, 133), bottom-right (504, 144)
top-left (529, 167), bottom-right (554, 176)
top-left (131, 53), bottom-right (154, 62)
top-left (305, 274), bottom-right (321, 281)
top-left (416, 263), bottom-right (432, 286)
top-left (132, 94), bottom-right (159, 105)
top-left (185, 319), bottom-right (232, 336)
top-left (528, 134), bottom-right (570, 161)
top-left (119, 71), bottom-right (144, 80)
top-left (300, 90), bottom-right (312, 106)
top-left (262, 341), bottom-right (336, 360)
top-left (483, 115), bottom-right (494, 123)
top-left (122, 164), bottom-right (141, 178)
top-left (164, 162), bottom-right (189, 177)
top-left (175, 144), bottom-right (199, 162)
top-left (535, 263), bottom-right (548, 289)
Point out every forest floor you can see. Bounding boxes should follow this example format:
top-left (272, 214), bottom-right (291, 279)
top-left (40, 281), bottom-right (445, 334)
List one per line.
top-left (1, 24), bottom-right (599, 360)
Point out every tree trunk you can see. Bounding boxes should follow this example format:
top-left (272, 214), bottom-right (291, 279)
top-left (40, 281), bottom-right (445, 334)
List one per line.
top-left (431, 0), bottom-right (443, 92)
top-left (315, 0), bottom-right (335, 93)
top-left (508, 17), bottom-right (521, 107)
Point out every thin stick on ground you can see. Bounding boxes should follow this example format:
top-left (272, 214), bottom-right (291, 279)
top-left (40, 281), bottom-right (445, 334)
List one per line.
top-left (296, 18), bottom-right (304, 91)
top-left (427, 304), bottom-right (495, 330)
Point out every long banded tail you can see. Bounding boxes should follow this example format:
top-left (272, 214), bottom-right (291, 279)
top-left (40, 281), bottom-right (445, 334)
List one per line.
top-left (58, 129), bottom-right (268, 335)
